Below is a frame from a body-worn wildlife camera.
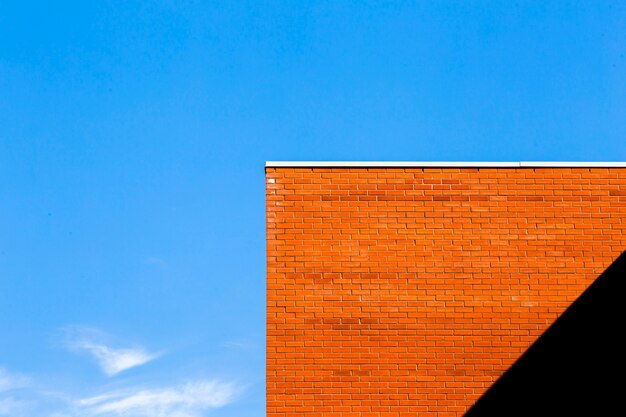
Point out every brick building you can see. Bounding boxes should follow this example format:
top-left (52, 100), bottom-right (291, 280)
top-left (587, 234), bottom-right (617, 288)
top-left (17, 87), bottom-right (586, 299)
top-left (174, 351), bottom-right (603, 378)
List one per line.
top-left (265, 162), bottom-right (626, 417)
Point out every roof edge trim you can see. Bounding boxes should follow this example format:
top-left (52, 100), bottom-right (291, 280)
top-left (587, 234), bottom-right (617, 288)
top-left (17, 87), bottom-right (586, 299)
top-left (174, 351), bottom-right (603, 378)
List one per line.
top-left (266, 161), bottom-right (626, 168)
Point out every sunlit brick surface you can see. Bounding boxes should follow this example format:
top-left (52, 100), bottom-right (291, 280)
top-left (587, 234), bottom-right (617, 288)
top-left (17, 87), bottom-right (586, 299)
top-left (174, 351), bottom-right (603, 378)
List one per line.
top-left (266, 167), bottom-right (626, 417)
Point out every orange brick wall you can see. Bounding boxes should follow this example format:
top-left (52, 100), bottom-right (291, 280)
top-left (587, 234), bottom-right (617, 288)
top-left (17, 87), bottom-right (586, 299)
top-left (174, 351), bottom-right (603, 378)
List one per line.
top-left (265, 167), bottom-right (626, 417)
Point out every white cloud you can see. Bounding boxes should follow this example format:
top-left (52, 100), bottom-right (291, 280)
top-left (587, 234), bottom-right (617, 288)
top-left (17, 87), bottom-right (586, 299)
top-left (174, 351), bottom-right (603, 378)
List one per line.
top-left (78, 380), bottom-right (237, 417)
top-left (1, 368), bottom-right (240, 417)
top-left (0, 368), bottom-right (30, 416)
top-left (77, 342), bottom-right (158, 377)
top-left (0, 368), bottom-right (29, 392)
top-left (2, 328), bottom-right (243, 416)
top-left (61, 327), bottom-right (160, 376)
top-left (222, 340), bottom-right (246, 349)
top-left (0, 397), bottom-right (22, 416)
top-left (145, 257), bottom-right (168, 268)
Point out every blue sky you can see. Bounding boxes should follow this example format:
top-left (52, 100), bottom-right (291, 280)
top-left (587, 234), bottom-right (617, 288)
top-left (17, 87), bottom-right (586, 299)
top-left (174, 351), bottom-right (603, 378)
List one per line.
top-left (0, 1), bottom-right (624, 416)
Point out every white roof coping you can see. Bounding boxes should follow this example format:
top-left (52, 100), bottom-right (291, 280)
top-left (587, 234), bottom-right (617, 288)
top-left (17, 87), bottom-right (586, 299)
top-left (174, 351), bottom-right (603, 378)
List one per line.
top-left (266, 161), bottom-right (626, 168)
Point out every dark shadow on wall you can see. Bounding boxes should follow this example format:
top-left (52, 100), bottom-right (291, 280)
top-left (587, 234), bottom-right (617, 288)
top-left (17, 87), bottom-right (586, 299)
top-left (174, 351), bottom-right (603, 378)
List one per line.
top-left (464, 251), bottom-right (626, 417)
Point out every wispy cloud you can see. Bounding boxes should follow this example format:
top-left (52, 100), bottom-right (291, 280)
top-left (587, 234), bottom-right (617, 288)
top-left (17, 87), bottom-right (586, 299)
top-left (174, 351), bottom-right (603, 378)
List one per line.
top-left (61, 327), bottom-right (160, 376)
top-left (0, 368), bottom-right (29, 392)
top-left (145, 257), bottom-right (168, 269)
top-left (0, 368), bottom-right (30, 416)
top-left (0, 397), bottom-right (22, 416)
top-left (1, 367), bottom-right (241, 417)
top-left (74, 342), bottom-right (159, 377)
top-left (4, 327), bottom-right (244, 416)
top-left (77, 380), bottom-right (238, 417)
top-left (222, 338), bottom-right (256, 350)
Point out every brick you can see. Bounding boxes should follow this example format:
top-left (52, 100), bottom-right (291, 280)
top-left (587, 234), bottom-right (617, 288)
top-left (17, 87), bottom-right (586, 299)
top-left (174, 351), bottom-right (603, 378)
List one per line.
top-left (266, 167), bottom-right (626, 417)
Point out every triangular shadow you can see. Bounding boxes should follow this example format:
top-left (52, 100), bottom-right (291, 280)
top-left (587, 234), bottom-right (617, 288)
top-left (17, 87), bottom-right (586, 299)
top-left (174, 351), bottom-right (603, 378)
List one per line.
top-left (464, 251), bottom-right (626, 417)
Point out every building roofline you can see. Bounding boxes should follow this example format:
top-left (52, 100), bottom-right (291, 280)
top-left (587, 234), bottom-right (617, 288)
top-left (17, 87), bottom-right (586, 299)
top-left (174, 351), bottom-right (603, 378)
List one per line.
top-left (266, 161), bottom-right (626, 168)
